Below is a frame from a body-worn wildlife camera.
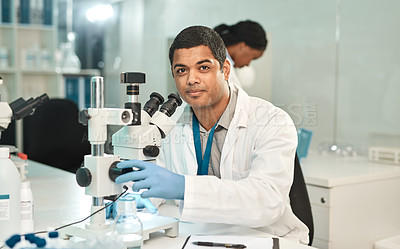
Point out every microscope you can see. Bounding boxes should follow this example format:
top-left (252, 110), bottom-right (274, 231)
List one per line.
top-left (63, 72), bottom-right (182, 241)
top-left (0, 75), bottom-right (49, 143)
top-left (0, 75), bottom-right (49, 183)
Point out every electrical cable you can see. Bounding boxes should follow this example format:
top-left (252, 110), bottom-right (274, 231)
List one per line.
top-left (0, 187), bottom-right (128, 249)
top-left (31, 186), bottom-right (129, 235)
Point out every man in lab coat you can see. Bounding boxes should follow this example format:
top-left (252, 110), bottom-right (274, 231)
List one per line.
top-left (116, 25), bottom-right (309, 244)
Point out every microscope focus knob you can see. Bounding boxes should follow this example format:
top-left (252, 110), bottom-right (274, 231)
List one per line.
top-left (76, 167), bottom-right (92, 187)
top-left (78, 110), bottom-right (90, 126)
top-left (143, 145), bottom-right (160, 157)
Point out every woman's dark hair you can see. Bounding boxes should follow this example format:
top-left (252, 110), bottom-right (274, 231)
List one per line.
top-left (214, 20), bottom-right (267, 51)
top-left (169, 26), bottom-right (227, 70)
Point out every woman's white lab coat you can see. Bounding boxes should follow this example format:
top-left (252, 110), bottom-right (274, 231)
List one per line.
top-left (157, 84), bottom-right (309, 244)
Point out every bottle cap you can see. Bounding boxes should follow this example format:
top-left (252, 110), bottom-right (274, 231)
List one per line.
top-left (118, 195), bottom-right (137, 214)
top-left (21, 180), bottom-right (31, 188)
top-left (34, 237), bottom-right (46, 248)
top-left (48, 231), bottom-right (59, 238)
top-left (5, 234), bottom-right (21, 248)
top-left (17, 152), bottom-right (28, 160)
top-left (24, 233), bottom-right (36, 243)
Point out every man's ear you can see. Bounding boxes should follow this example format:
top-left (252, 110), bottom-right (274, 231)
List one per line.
top-left (223, 59), bottom-right (231, 81)
top-left (170, 67), bottom-right (175, 78)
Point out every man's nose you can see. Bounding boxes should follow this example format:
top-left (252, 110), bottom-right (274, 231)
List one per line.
top-left (187, 70), bottom-right (200, 85)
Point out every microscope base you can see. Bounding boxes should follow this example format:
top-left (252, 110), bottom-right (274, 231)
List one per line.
top-left (59, 214), bottom-right (179, 242)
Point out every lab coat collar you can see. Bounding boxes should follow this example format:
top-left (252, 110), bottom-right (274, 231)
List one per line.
top-left (174, 82), bottom-right (251, 177)
top-left (228, 81), bottom-right (249, 129)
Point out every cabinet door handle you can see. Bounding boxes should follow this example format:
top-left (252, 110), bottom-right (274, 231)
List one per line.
top-left (320, 197), bottom-right (326, 204)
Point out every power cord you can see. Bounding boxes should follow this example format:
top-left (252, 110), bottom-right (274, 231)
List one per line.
top-left (33, 186), bottom-right (129, 235)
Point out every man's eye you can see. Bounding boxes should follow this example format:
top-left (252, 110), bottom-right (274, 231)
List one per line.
top-left (200, 65), bottom-right (209, 70)
top-left (176, 68), bottom-right (186, 74)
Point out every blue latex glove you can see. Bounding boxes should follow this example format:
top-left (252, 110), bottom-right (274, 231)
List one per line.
top-left (105, 201), bottom-right (118, 219)
top-left (106, 193), bottom-right (158, 219)
top-left (134, 193), bottom-right (158, 213)
top-left (115, 159), bottom-right (185, 200)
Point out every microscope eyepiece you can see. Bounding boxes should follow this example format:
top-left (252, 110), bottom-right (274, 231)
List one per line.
top-left (159, 93), bottom-right (183, 117)
top-left (26, 93), bottom-right (49, 109)
top-left (143, 92), bottom-right (164, 117)
top-left (9, 93), bottom-right (50, 120)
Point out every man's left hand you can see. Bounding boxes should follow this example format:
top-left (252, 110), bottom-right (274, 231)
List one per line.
top-left (115, 159), bottom-right (185, 200)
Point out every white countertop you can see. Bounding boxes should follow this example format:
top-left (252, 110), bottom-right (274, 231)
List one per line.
top-left (25, 160), bottom-right (315, 249)
top-left (301, 152), bottom-right (400, 188)
top-left (26, 160), bottom-right (92, 232)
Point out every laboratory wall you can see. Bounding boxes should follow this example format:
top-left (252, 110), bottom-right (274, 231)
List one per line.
top-left (103, 0), bottom-right (400, 154)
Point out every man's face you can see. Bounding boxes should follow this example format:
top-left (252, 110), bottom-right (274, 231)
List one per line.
top-left (232, 45), bottom-right (264, 68)
top-left (171, 45), bottom-right (230, 110)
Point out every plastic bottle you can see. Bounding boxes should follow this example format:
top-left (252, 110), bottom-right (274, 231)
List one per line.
top-left (60, 42), bottom-right (81, 73)
top-left (0, 147), bottom-right (21, 243)
top-left (0, 77), bottom-right (10, 103)
top-left (112, 196), bottom-right (143, 249)
top-left (40, 49), bottom-right (51, 69)
top-left (14, 153), bottom-right (28, 182)
top-left (0, 47), bottom-right (9, 68)
top-left (20, 180), bottom-right (34, 234)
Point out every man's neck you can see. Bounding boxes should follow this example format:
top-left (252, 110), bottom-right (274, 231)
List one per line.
top-left (192, 95), bottom-right (230, 131)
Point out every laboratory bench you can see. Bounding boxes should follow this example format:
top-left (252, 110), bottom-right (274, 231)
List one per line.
top-left (301, 152), bottom-right (400, 249)
top-left (26, 160), bottom-right (316, 249)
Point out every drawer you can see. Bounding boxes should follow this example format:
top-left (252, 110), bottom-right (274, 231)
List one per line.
top-left (311, 204), bottom-right (330, 241)
top-left (307, 185), bottom-right (331, 207)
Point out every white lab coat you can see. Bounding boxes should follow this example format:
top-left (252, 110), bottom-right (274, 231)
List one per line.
top-left (226, 50), bottom-right (243, 88)
top-left (157, 84), bottom-right (309, 244)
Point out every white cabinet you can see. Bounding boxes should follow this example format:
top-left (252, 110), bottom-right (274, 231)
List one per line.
top-left (302, 153), bottom-right (400, 249)
top-left (0, 0), bottom-right (61, 148)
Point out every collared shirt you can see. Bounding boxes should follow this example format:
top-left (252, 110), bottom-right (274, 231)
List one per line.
top-left (197, 85), bottom-right (238, 178)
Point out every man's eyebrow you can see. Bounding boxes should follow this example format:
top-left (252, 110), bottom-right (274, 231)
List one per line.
top-left (173, 64), bottom-right (186, 69)
top-left (197, 59), bottom-right (212, 65)
top-left (173, 59), bottom-right (212, 69)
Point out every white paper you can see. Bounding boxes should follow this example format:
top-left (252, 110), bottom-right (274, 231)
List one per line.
top-left (183, 235), bottom-right (274, 249)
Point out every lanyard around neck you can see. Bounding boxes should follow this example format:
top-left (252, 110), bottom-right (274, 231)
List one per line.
top-left (192, 114), bottom-right (220, 175)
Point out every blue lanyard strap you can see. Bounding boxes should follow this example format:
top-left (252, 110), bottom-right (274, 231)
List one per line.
top-left (192, 114), bottom-right (220, 175)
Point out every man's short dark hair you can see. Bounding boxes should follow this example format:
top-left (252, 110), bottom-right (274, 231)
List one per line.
top-left (169, 26), bottom-right (227, 70)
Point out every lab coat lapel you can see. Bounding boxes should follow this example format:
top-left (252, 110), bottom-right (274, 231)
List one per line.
top-left (220, 87), bottom-right (249, 178)
top-left (183, 124), bottom-right (196, 162)
top-left (178, 106), bottom-right (197, 176)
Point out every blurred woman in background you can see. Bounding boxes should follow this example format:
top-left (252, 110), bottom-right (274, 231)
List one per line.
top-left (214, 20), bottom-right (268, 88)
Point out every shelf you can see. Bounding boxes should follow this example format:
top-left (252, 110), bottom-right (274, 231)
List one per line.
top-left (16, 24), bottom-right (54, 32)
top-left (62, 69), bottom-right (101, 77)
top-left (0, 68), bottom-right (16, 73)
top-left (0, 0), bottom-right (59, 151)
top-left (0, 24), bottom-right (14, 29)
top-left (21, 69), bottom-right (58, 75)
top-left (1, 24), bottom-right (54, 31)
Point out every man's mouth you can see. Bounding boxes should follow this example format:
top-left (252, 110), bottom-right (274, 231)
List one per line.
top-left (187, 89), bottom-right (205, 97)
